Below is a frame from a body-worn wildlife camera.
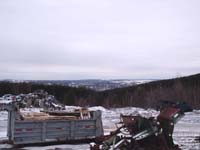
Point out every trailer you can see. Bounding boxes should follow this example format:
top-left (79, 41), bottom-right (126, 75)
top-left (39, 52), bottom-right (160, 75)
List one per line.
top-left (0, 102), bottom-right (104, 145)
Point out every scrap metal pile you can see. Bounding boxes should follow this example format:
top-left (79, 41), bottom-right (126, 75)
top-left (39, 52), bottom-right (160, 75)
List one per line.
top-left (90, 101), bottom-right (193, 150)
top-left (0, 90), bottom-right (64, 110)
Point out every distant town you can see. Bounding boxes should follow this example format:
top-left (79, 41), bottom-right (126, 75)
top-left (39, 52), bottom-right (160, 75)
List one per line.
top-left (1, 79), bottom-right (155, 91)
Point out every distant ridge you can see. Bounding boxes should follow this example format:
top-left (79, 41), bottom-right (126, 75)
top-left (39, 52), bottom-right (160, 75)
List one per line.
top-left (0, 79), bottom-right (154, 91)
top-left (0, 73), bottom-right (200, 109)
top-left (94, 73), bottom-right (200, 108)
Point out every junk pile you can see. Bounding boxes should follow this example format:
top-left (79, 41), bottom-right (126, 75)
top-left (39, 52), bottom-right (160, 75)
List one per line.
top-left (90, 101), bottom-right (193, 150)
top-left (0, 90), bottom-right (64, 110)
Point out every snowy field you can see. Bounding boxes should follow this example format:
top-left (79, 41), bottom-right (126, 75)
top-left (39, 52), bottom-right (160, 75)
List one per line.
top-left (0, 107), bottom-right (200, 150)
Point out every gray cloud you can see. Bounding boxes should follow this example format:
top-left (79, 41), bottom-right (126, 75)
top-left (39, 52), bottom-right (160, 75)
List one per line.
top-left (0, 0), bottom-right (200, 80)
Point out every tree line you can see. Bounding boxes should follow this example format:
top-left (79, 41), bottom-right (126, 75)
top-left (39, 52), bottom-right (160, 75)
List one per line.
top-left (0, 73), bottom-right (200, 109)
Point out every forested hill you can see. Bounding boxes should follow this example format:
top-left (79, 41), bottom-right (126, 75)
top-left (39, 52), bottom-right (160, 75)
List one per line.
top-left (96, 73), bottom-right (200, 109)
top-left (0, 73), bottom-right (200, 109)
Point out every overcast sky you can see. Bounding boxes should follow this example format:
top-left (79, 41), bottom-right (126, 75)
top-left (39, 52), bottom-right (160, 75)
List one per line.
top-left (0, 0), bottom-right (200, 80)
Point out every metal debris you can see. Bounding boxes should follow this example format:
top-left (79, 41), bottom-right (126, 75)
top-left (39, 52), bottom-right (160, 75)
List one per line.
top-left (90, 102), bottom-right (193, 150)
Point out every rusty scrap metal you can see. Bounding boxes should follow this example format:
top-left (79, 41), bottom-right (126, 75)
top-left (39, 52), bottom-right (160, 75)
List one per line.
top-left (90, 102), bottom-right (192, 150)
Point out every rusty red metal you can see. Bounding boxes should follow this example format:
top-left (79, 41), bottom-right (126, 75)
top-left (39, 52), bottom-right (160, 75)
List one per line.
top-left (158, 107), bottom-right (180, 120)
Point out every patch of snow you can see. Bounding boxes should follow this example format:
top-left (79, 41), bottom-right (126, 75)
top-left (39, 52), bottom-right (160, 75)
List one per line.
top-left (65, 105), bottom-right (81, 112)
top-left (25, 144), bottom-right (88, 150)
top-left (111, 107), bottom-right (159, 118)
top-left (0, 144), bottom-right (12, 149)
top-left (88, 106), bottom-right (107, 112)
top-left (20, 108), bottom-right (42, 113)
top-left (0, 100), bottom-right (12, 104)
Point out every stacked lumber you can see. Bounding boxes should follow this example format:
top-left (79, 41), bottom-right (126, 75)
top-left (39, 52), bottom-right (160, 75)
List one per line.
top-left (21, 112), bottom-right (77, 121)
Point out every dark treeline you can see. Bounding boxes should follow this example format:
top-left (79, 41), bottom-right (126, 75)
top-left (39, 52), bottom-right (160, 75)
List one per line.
top-left (0, 82), bottom-right (95, 106)
top-left (0, 73), bottom-right (200, 109)
top-left (97, 74), bottom-right (200, 109)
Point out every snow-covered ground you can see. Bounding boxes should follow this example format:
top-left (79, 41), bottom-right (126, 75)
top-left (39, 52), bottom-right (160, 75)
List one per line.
top-left (0, 107), bottom-right (200, 150)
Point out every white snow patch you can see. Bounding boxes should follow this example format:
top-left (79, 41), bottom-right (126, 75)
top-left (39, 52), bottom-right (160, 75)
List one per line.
top-left (20, 108), bottom-right (42, 113)
top-left (88, 106), bottom-right (107, 112)
top-left (65, 105), bottom-right (81, 112)
top-left (25, 144), bottom-right (88, 150)
top-left (0, 100), bottom-right (12, 104)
